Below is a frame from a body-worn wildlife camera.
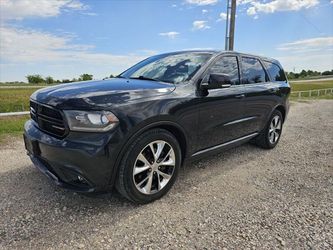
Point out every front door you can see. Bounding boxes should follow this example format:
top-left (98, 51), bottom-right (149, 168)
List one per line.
top-left (196, 55), bottom-right (246, 151)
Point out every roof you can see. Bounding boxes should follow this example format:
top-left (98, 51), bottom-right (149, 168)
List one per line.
top-left (152, 50), bottom-right (281, 65)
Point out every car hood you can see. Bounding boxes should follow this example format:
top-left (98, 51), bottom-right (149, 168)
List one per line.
top-left (31, 78), bottom-right (176, 109)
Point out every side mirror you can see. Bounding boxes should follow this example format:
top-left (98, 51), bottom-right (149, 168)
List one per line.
top-left (200, 73), bottom-right (232, 90)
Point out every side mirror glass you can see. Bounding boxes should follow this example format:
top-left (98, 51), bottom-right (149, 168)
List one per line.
top-left (200, 73), bottom-right (232, 90)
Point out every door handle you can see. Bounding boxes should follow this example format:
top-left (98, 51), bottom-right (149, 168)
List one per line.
top-left (221, 84), bottom-right (232, 88)
top-left (235, 94), bottom-right (245, 99)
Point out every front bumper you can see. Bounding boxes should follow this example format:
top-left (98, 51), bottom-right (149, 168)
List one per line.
top-left (24, 120), bottom-right (121, 192)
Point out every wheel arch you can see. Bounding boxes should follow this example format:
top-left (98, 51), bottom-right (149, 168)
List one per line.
top-left (155, 124), bottom-right (187, 161)
top-left (275, 105), bottom-right (286, 122)
top-left (108, 120), bottom-right (188, 187)
top-left (260, 104), bottom-right (287, 133)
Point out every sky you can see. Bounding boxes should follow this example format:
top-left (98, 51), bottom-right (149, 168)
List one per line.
top-left (0, 0), bottom-right (333, 82)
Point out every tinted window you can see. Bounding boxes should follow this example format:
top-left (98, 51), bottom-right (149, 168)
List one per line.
top-left (207, 56), bottom-right (240, 85)
top-left (264, 61), bottom-right (286, 82)
top-left (241, 57), bottom-right (268, 84)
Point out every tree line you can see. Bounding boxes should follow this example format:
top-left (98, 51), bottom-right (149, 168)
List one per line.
top-left (1, 70), bottom-right (332, 85)
top-left (286, 69), bottom-right (333, 80)
top-left (25, 74), bottom-right (94, 84)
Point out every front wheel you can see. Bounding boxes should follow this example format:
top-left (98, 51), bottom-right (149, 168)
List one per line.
top-left (116, 129), bottom-right (181, 204)
top-left (255, 110), bottom-right (283, 149)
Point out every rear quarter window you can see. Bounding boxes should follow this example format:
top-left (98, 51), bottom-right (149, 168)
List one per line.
top-left (264, 61), bottom-right (287, 82)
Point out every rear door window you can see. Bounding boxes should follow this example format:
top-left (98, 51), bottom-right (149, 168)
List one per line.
top-left (207, 56), bottom-right (240, 85)
top-left (241, 57), bottom-right (268, 84)
top-left (264, 61), bottom-right (287, 82)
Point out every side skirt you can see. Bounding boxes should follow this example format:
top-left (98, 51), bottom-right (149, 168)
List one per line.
top-left (191, 132), bottom-right (258, 157)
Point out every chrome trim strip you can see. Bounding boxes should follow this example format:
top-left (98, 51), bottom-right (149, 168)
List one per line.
top-left (223, 116), bottom-right (257, 126)
top-left (51, 125), bottom-right (66, 131)
top-left (192, 132), bottom-right (258, 157)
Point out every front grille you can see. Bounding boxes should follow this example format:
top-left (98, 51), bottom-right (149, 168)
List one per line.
top-left (30, 100), bottom-right (67, 138)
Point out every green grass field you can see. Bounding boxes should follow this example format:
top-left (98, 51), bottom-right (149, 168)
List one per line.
top-left (0, 88), bottom-right (39, 112)
top-left (290, 80), bottom-right (333, 91)
top-left (289, 80), bottom-right (333, 99)
top-left (0, 115), bottom-right (29, 143)
top-left (0, 83), bottom-right (57, 87)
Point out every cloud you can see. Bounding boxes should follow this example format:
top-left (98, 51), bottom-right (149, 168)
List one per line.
top-left (219, 12), bottom-right (228, 20)
top-left (217, 12), bottom-right (237, 22)
top-left (202, 9), bottom-right (208, 14)
top-left (137, 49), bottom-right (159, 56)
top-left (275, 37), bottom-right (333, 72)
top-left (0, 1), bottom-right (151, 81)
top-left (217, 12), bottom-right (231, 22)
top-left (0, 26), bottom-right (145, 64)
top-left (1, 26), bottom-right (90, 63)
top-left (82, 12), bottom-right (98, 16)
top-left (240, 0), bottom-right (319, 16)
top-left (247, 6), bottom-right (257, 15)
top-left (277, 37), bottom-right (333, 51)
top-left (277, 53), bottom-right (333, 72)
top-left (185, 0), bottom-right (218, 6)
top-left (159, 31), bottom-right (180, 39)
top-left (0, 0), bottom-right (87, 20)
top-left (0, 26), bottom-right (149, 81)
top-left (192, 20), bottom-right (211, 30)
top-left (237, 0), bottom-right (255, 4)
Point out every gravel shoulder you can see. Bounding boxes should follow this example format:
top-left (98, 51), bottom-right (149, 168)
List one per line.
top-left (0, 100), bottom-right (332, 249)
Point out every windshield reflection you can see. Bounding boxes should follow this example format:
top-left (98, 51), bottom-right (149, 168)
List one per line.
top-left (120, 53), bottom-right (212, 84)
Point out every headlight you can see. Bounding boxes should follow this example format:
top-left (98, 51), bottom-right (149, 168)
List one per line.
top-left (63, 110), bottom-right (119, 132)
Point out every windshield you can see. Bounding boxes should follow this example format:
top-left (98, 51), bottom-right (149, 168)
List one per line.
top-left (120, 53), bottom-right (213, 84)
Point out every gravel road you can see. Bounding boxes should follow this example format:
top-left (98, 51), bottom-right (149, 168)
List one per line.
top-left (0, 100), bottom-right (332, 249)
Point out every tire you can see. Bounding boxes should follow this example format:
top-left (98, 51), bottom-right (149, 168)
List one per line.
top-left (255, 110), bottom-right (283, 149)
top-left (116, 129), bottom-right (181, 204)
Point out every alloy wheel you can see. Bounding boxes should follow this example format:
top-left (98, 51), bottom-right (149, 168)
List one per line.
top-left (268, 115), bottom-right (282, 144)
top-left (133, 140), bottom-right (176, 195)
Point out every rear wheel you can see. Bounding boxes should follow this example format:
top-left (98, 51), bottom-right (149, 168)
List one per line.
top-left (255, 110), bottom-right (283, 149)
top-left (116, 129), bottom-right (181, 204)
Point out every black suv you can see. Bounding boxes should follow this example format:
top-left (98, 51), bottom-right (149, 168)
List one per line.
top-left (24, 51), bottom-right (290, 203)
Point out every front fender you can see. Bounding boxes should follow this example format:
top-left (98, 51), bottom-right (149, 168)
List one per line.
top-left (107, 118), bottom-right (189, 188)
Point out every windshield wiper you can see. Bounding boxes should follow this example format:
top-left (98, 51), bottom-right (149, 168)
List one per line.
top-left (129, 75), bottom-right (174, 84)
top-left (115, 75), bottom-right (126, 78)
top-left (129, 76), bottom-right (159, 82)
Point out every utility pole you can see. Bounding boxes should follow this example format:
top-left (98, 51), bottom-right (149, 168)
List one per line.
top-left (225, 0), bottom-right (237, 51)
top-left (229, 0), bottom-right (236, 51)
top-left (224, 0), bottom-right (230, 51)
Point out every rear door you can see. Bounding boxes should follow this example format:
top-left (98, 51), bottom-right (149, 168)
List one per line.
top-left (240, 56), bottom-right (278, 135)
